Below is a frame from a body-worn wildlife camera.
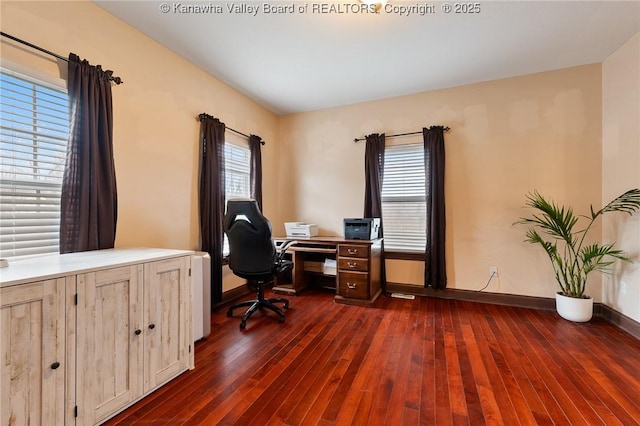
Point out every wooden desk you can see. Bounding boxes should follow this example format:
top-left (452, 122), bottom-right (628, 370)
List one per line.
top-left (274, 237), bottom-right (383, 307)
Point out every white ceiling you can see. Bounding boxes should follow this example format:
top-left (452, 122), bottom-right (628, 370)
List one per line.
top-left (94, 1), bottom-right (640, 115)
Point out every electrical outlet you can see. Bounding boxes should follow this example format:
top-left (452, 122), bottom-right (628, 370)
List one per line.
top-left (621, 280), bottom-right (627, 295)
top-left (489, 266), bottom-right (498, 277)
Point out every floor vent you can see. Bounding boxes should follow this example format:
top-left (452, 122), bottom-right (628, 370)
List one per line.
top-left (390, 293), bottom-right (416, 300)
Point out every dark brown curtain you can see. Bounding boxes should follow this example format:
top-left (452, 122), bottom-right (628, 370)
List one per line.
top-left (198, 114), bottom-right (226, 306)
top-left (423, 126), bottom-right (446, 288)
top-left (363, 133), bottom-right (385, 220)
top-left (363, 133), bottom-right (386, 285)
top-left (249, 134), bottom-right (263, 210)
top-left (60, 53), bottom-right (117, 254)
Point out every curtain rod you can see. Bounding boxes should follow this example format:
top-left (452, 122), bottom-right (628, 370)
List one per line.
top-left (197, 113), bottom-right (266, 145)
top-left (353, 127), bottom-right (450, 143)
top-left (0, 31), bottom-right (123, 84)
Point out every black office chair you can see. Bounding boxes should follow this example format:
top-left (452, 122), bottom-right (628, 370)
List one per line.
top-left (223, 199), bottom-right (294, 329)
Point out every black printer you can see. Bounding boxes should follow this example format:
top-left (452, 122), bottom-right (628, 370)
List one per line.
top-left (343, 218), bottom-right (381, 240)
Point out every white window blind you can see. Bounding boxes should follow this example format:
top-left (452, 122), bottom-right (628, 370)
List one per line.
top-left (381, 143), bottom-right (426, 251)
top-left (224, 141), bottom-right (251, 255)
top-left (225, 142), bottom-right (251, 200)
top-left (0, 70), bottom-right (70, 259)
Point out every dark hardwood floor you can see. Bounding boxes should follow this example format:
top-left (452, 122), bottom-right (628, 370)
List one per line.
top-left (104, 289), bottom-right (640, 425)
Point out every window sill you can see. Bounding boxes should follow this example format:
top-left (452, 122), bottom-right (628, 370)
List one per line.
top-left (384, 250), bottom-right (425, 261)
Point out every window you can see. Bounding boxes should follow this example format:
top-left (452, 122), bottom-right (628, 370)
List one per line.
top-left (381, 143), bottom-right (426, 252)
top-left (223, 141), bottom-right (251, 255)
top-left (225, 142), bottom-right (251, 200)
top-left (0, 70), bottom-right (70, 259)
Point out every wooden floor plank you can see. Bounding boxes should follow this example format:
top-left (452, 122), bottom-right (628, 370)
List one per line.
top-left (206, 305), bottom-right (348, 425)
top-left (450, 301), bottom-right (485, 426)
top-left (441, 300), bottom-right (468, 422)
top-left (531, 309), bottom-right (640, 424)
top-left (239, 305), bottom-right (360, 423)
top-left (273, 305), bottom-right (370, 424)
top-left (466, 302), bottom-right (520, 425)
top-left (479, 305), bottom-right (553, 426)
top-left (369, 300), bottom-right (410, 425)
top-left (419, 297), bottom-right (437, 425)
top-left (500, 306), bottom-right (571, 425)
top-left (103, 289), bottom-right (640, 426)
top-left (433, 299), bottom-right (455, 426)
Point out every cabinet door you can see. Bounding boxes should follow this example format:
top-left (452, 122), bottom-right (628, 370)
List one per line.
top-left (1, 278), bottom-right (66, 426)
top-left (144, 256), bottom-right (191, 392)
top-left (76, 265), bottom-right (144, 425)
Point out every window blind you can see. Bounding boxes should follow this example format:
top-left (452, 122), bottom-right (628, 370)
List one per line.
top-left (381, 143), bottom-right (427, 251)
top-left (225, 142), bottom-right (251, 200)
top-left (223, 142), bottom-right (251, 255)
top-left (0, 70), bottom-right (70, 259)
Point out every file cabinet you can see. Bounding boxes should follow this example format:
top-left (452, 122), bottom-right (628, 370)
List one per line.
top-left (336, 239), bottom-right (382, 306)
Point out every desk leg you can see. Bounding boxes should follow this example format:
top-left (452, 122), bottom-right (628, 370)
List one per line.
top-left (292, 250), bottom-right (306, 294)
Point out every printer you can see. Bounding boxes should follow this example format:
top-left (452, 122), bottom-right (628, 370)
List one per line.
top-left (285, 222), bottom-right (318, 238)
top-left (344, 218), bottom-right (380, 240)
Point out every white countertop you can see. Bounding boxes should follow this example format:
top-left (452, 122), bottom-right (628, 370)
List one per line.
top-left (0, 248), bottom-right (194, 287)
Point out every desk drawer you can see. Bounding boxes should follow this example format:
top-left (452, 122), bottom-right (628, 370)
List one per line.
top-left (338, 272), bottom-right (369, 299)
top-left (338, 258), bottom-right (368, 272)
top-left (338, 245), bottom-right (369, 259)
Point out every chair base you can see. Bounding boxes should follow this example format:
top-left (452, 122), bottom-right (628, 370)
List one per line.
top-left (226, 283), bottom-right (289, 329)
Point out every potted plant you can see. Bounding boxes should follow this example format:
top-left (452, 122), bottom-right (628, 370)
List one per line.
top-left (515, 189), bottom-right (640, 322)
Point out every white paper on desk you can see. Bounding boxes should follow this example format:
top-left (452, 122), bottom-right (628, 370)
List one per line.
top-left (323, 258), bottom-right (337, 276)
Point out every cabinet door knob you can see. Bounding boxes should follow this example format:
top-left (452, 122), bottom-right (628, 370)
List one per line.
top-left (134, 329), bottom-right (142, 335)
top-left (149, 324), bottom-right (156, 330)
top-left (347, 282), bottom-right (357, 289)
top-left (51, 361), bottom-right (60, 370)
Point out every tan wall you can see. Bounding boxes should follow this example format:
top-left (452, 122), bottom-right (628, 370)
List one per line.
top-left (2, 1), bottom-right (615, 303)
top-left (278, 65), bottom-right (603, 298)
top-left (602, 31), bottom-right (640, 322)
top-left (0, 0), bottom-right (281, 255)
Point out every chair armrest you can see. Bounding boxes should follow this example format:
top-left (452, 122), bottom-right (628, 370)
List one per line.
top-left (277, 240), bottom-right (296, 256)
top-left (274, 240), bottom-right (295, 273)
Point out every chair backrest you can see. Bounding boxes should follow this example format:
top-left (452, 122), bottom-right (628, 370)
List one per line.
top-left (223, 199), bottom-right (276, 278)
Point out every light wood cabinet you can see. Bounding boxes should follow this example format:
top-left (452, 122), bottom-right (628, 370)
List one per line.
top-left (1, 277), bottom-right (68, 426)
top-left (76, 265), bottom-right (144, 425)
top-left (0, 248), bottom-right (193, 426)
top-left (143, 257), bottom-right (191, 392)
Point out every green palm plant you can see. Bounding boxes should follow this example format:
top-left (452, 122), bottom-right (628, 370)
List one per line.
top-left (515, 189), bottom-right (640, 298)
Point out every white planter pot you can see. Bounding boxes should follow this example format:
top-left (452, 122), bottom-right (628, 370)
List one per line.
top-left (555, 292), bottom-right (593, 322)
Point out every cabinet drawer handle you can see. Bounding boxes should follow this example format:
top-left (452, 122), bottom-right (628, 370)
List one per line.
top-left (347, 262), bottom-right (358, 268)
top-left (347, 248), bottom-right (359, 255)
top-left (134, 329), bottom-right (142, 335)
top-left (149, 324), bottom-right (156, 330)
top-left (347, 282), bottom-right (357, 289)
top-left (51, 361), bottom-right (60, 370)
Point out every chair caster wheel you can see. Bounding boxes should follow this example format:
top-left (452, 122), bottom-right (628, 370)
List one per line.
top-left (226, 309), bottom-right (233, 317)
top-left (240, 321), bottom-right (246, 330)
top-left (278, 317), bottom-right (285, 323)
top-left (283, 303), bottom-right (289, 310)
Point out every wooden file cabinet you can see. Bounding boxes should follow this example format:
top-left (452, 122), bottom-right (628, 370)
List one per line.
top-left (335, 239), bottom-right (382, 307)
